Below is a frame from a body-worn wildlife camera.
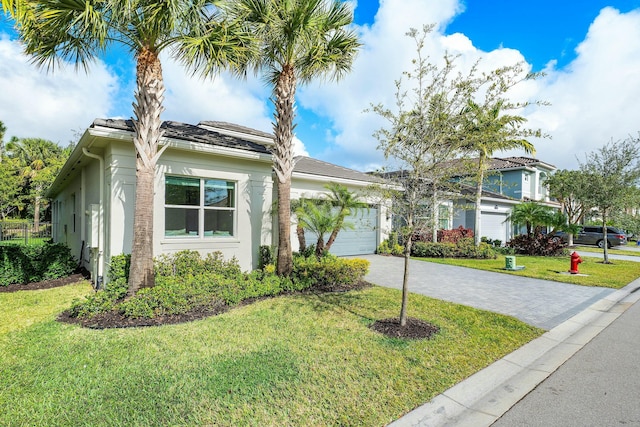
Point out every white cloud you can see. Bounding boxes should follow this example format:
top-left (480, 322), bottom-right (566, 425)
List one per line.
top-left (0, 34), bottom-right (117, 145)
top-left (523, 7), bottom-right (640, 169)
top-left (3, 3), bottom-right (640, 175)
top-left (298, 2), bottom-right (640, 173)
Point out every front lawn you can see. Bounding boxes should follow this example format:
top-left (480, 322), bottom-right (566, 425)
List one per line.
top-left (0, 282), bottom-right (541, 426)
top-left (419, 255), bottom-right (640, 289)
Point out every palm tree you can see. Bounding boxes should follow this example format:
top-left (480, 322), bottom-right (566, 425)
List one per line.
top-left (5, 137), bottom-right (63, 230)
top-left (324, 183), bottom-right (367, 252)
top-left (3, 0), bottom-right (251, 296)
top-left (231, 0), bottom-right (361, 276)
top-left (507, 201), bottom-right (552, 237)
top-left (296, 199), bottom-right (338, 257)
top-left (462, 99), bottom-right (536, 245)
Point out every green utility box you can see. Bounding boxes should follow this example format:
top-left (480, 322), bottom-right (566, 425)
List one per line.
top-left (505, 256), bottom-right (515, 270)
top-left (504, 255), bottom-right (525, 271)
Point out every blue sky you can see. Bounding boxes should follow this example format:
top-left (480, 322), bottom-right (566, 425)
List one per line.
top-left (2, 0), bottom-right (640, 171)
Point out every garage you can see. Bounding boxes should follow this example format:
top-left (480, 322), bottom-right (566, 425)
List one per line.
top-left (480, 211), bottom-right (509, 243)
top-left (304, 207), bottom-right (379, 256)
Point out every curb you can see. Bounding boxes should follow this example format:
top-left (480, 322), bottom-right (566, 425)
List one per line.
top-left (388, 279), bottom-right (640, 427)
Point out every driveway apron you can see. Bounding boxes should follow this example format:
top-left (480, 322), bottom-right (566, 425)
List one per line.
top-left (358, 255), bottom-right (614, 330)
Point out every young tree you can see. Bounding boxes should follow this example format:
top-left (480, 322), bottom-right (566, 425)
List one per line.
top-left (579, 136), bottom-right (640, 263)
top-left (545, 169), bottom-right (592, 246)
top-left (3, 0), bottom-right (252, 296)
top-left (370, 26), bottom-right (474, 327)
top-left (230, 0), bottom-right (361, 276)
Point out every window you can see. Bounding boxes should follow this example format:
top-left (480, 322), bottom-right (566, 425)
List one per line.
top-left (438, 205), bottom-right (449, 230)
top-left (165, 176), bottom-right (236, 238)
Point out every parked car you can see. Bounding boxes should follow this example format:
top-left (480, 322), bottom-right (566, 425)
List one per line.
top-left (553, 226), bottom-right (627, 248)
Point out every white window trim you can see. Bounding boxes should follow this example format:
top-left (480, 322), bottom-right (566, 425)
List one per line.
top-left (164, 175), bottom-right (237, 239)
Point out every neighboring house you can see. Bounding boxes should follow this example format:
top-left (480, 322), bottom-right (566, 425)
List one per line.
top-left (451, 156), bottom-right (560, 243)
top-left (47, 119), bottom-right (389, 284)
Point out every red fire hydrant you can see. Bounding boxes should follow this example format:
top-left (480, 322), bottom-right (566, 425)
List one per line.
top-left (569, 251), bottom-right (582, 274)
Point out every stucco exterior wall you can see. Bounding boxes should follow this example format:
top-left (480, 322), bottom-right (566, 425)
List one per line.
top-left (104, 142), bottom-right (273, 272)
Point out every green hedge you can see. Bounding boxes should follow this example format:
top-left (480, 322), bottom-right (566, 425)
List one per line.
top-left (411, 238), bottom-right (496, 259)
top-left (0, 243), bottom-right (77, 286)
top-left (71, 251), bottom-right (370, 320)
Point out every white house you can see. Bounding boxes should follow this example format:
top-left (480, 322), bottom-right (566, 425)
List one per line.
top-left (47, 119), bottom-right (390, 285)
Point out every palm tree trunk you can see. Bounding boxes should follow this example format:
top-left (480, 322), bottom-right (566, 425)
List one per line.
top-left (127, 48), bottom-right (165, 296)
top-left (33, 193), bottom-right (41, 232)
top-left (273, 66), bottom-right (296, 276)
top-left (325, 217), bottom-right (344, 251)
top-left (296, 224), bottom-right (306, 252)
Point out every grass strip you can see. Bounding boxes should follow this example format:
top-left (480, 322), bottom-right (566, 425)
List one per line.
top-left (417, 255), bottom-right (640, 289)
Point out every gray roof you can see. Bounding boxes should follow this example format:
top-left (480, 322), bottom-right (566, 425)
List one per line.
top-left (488, 156), bottom-right (556, 171)
top-left (199, 121), bottom-right (274, 140)
top-left (293, 156), bottom-right (385, 184)
top-left (92, 119), bottom-right (270, 155)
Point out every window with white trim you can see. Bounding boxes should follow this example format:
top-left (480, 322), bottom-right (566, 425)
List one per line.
top-left (164, 176), bottom-right (236, 238)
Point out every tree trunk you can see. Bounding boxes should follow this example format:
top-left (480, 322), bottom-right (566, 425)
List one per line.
top-left (127, 48), bottom-right (166, 296)
top-left (325, 216), bottom-right (344, 251)
top-left (296, 224), bottom-right (306, 253)
top-left (474, 156), bottom-right (485, 246)
top-left (431, 187), bottom-right (438, 242)
top-left (273, 65), bottom-right (296, 276)
top-left (33, 193), bottom-right (41, 232)
top-left (315, 236), bottom-right (325, 258)
top-left (400, 230), bottom-right (412, 327)
top-left (602, 214), bottom-right (609, 264)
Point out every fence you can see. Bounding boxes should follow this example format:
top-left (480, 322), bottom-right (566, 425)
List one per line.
top-left (0, 222), bottom-right (52, 245)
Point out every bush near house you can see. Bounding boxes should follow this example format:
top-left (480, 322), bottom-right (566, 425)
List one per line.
top-left (69, 250), bottom-right (370, 321)
top-left (411, 238), bottom-right (496, 259)
top-left (411, 226), bottom-right (475, 244)
top-left (0, 242), bottom-right (77, 286)
top-left (506, 233), bottom-right (567, 257)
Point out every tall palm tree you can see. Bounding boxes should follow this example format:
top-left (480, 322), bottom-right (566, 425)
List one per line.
top-left (231, 0), bottom-right (361, 276)
top-left (5, 137), bottom-right (62, 230)
top-left (462, 99), bottom-right (536, 245)
top-left (3, 0), bottom-right (252, 296)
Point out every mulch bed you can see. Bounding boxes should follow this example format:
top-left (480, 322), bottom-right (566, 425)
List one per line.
top-left (0, 272), bottom-right (89, 293)
top-left (57, 300), bottom-right (232, 329)
top-left (5, 275), bottom-right (437, 340)
top-left (370, 318), bottom-right (440, 340)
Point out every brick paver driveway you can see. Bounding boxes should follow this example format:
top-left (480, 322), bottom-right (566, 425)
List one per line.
top-left (358, 254), bottom-right (614, 330)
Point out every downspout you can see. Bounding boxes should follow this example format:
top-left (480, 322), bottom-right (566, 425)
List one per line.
top-left (82, 148), bottom-right (105, 288)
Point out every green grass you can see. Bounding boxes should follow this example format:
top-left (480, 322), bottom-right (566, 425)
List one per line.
top-left (0, 283), bottom-right (542, 426)
top-left (418, 255), bottom-right (640, 289)
top-left (568, 245), bottom-right (640, 257)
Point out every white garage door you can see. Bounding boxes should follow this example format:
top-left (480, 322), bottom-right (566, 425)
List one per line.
top-left (304, 207), bottom-right (379, 256)
top-left (480, 211), bottom-right (508, 243)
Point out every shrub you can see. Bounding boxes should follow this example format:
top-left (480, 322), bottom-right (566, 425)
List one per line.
top-left (410, 238), bottom-right (496, 259)
top-left (0, 242), bottom-right (76, 286)
top-left (438, 226), bottom-right (474, 244)
top-left (377, 239), bottom-right (404, 256)
top-left (507, 233), bottom-right (568, 256)
top-left (107, 254), bottom-right (131, 282)
top-left (411, 242), bottom-right (455, 258)
top-left (258, 245), bottom-right (274, 270)
top-left (292, 255), bottom-right (369, 289)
